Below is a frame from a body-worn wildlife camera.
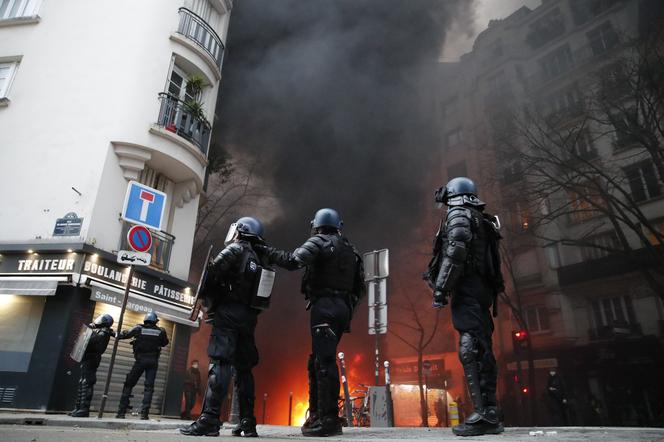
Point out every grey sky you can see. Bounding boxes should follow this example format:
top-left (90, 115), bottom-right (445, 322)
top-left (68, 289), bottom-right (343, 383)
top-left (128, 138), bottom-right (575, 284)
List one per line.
top-left (442, 0), bottom-right (542, 61)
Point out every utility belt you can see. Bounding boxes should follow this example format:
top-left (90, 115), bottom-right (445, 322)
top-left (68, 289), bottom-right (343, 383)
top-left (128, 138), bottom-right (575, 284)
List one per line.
top-left (308, 288), bottom-right (352, 300)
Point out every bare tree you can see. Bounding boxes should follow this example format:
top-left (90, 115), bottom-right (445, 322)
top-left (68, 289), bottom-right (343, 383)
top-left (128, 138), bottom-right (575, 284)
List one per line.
top-left (389, 290), bottom-right (441, 427)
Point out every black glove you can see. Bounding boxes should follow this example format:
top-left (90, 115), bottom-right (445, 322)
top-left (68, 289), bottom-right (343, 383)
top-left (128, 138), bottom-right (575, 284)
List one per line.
top-left (432, 289), bottom-right (449, 309)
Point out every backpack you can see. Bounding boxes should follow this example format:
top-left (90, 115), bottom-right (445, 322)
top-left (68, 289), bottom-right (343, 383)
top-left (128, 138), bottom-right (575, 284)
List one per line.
top-left (480, 213), bottom-right (505, 316)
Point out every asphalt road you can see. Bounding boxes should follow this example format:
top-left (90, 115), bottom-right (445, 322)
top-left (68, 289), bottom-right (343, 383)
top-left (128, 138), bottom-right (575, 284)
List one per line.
top-left (3, 425), bottom-right (664, 442)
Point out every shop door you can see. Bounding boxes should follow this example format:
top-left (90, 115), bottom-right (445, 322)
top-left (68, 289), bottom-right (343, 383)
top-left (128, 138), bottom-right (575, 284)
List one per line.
top-left (90, 305), bottom-right (175, 415)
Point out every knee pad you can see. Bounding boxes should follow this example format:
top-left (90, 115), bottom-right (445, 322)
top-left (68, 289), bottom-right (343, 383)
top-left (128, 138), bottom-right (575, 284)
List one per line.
top-left (208, 362), bottom-right (231, 392)
top-left (459, 332), bottom-right (479, 365)
top-left (312, 325), bottom-right (337, 362)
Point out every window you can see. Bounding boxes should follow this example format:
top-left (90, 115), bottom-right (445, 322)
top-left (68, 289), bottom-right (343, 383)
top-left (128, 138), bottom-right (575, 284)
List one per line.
top-left (570, 129), bottom-right (597, 160)
top-left (580, 232), bottom-right (620, 261)
top-left (526, 8), bottom-right (566, 49)
top-left (0, 62), bottom-right (18, 99)
top-left (524, 306), bottom-right (550, 332)
top-left (611, 109), bottom-right (639, 149)
top-left (507, 200), bottom-right (530, 232)
top-left (0, 295), bottom-right (46, 372)
top-left (568, 187), bottom-right (605, 223)
top-left (167, 66), bottom-right (198, 103)
top-left (446, 127), bottom-right (463, 148)
top-left (570, 0), bottom-right (621, 25)
top-left (542, 83), bottom-right (583, 119)
top-left (591, 295), bottom-right (636, 328)
top-left (540, 45), bottom-right (574, 80)
top-left (624, 162), bottom-right (662, 202)
top-left (587, 22), bottom-right (619, 56)
top-left (0, 0), bottom-right (38, 20)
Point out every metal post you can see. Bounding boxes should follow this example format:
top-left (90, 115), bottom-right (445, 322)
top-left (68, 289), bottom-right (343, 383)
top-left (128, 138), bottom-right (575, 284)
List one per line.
top-left (288, 392), bottom-right (293, 426)
top-left (262, 393), bottom-right (268, 424)
top-left (229, 371), bottom-right (240, 425)
top-left (424, 373), bottom-right (429, 427)
top-left (373, 253), bottom-right (381, 386)
top-left (443, 379), bottom-right (448, 427)
top-left (98, 264), bottom-right (134, 418)
top-left (384, 361), bottom-right (395, 427)
top-left (339, 352), bottom-right (353, 427)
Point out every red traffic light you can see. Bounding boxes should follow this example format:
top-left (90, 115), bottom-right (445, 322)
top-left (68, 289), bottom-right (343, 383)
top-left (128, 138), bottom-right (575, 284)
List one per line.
top-left (513, 330), bottom-right (528, 341)
top-left (521, 387), bottom-right (529, 394)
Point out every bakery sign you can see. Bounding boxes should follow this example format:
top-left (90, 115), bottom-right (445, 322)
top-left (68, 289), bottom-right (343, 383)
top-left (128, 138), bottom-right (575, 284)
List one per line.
top-left (82, 256), bottom-right (194, 309)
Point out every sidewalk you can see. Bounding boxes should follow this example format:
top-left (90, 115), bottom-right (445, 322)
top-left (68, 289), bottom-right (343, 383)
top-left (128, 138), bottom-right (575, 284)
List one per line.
top-left (1, 412), bottom-right (663, 441)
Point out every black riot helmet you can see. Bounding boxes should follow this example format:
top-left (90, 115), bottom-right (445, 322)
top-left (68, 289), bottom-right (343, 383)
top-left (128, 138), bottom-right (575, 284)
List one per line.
top-left (311, 208), bottom-right (343, 231)
top-left (434, 177), bottom-right (485, 208)
top-left (144, 312), bottom-right (159, 325)
top-left (94, 314), bottom-right (114, 328)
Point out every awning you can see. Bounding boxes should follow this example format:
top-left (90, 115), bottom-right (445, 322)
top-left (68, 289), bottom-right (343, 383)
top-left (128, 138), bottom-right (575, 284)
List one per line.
top-left (88, 280), bottom-right (198, 327)
top-left (0, 276), bottom-right (68, 296)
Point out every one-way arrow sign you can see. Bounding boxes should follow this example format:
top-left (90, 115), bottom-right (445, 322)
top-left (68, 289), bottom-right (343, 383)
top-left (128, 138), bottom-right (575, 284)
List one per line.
top-left (117, 250), bottom-right (152, 266)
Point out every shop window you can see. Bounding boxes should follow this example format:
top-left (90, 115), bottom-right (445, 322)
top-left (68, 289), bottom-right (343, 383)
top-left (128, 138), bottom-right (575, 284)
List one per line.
top-left (0, 295), bottom-right (46, 372)
top-left (624, 162), bottom-right (662, 203)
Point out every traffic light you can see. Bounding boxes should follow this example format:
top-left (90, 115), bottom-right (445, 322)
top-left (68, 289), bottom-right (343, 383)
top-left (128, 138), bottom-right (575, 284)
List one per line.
top-left (512, 329), bottom-right (528, 354)
top-left (521, 386), bottom-right (529, 394)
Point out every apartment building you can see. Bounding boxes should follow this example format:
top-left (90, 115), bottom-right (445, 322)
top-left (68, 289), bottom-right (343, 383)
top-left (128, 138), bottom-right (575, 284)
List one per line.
top-left (437, 0), bottom-right (664, 426)
top-left (0, 0), bottom-right (231, 414)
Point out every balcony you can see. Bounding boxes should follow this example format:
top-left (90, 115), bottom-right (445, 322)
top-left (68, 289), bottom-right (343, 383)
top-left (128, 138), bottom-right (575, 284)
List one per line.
top-left (120, 222), bottom-right (175, 272)
top-left (588, 323), bottom-right (642, 341)
top-left (527, 41), bottom-right (622, 91)
top-left (176, 8), bottom-right (225, 72)
top-left (156, 93), bottom-right (211, 155)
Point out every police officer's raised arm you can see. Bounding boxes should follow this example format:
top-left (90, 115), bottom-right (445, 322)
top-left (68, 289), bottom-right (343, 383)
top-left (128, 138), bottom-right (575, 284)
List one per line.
top-left (117, 325), bottom-right (142, 340)
top-left (259, 235), bottom-right (328, 270)
top-left (434, 206), bottom-right (473, 301)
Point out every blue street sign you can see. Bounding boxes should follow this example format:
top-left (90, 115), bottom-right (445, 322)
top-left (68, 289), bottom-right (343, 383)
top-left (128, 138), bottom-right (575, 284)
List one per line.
top-left (121, 181), bottom-right (167, 231)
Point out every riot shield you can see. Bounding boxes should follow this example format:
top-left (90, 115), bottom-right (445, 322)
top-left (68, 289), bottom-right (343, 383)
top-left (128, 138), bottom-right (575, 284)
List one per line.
top-left (189, 244), bottom-right (214, 320)
top-left (70, 324), bottom-right (94, 363)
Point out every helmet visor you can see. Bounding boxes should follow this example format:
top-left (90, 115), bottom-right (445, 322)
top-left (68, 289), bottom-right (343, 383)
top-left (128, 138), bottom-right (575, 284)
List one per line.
top-left (224, 223), bottom-right (238, 245)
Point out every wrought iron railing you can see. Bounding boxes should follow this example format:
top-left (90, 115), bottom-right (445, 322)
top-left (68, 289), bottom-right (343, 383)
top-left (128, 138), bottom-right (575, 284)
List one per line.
top-left (156, 93), bottom-right (211, 155)
top-left (176, 8), bottom-right (225, 71)
top-left (120, 222), bottom-right (175, 272)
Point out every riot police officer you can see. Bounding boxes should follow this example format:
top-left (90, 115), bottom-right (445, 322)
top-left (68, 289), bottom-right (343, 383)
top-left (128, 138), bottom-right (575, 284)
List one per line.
top-left (115, 312), bottom-right (169, 420)
top-left (425, 177), bottom-right (504, 437)
top-left (181, 216), bottom-right (268, 437)
top-left (69, 314), bottom-right (115, 417)
top-left (258, 208), bottom-right (365, 437)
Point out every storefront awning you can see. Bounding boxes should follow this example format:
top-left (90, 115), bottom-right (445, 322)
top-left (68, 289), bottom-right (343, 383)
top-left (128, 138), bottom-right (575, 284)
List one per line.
top-left (0, 276), bottom-right (68, 296)
top-left (87, 280), bottom-right (198, 327)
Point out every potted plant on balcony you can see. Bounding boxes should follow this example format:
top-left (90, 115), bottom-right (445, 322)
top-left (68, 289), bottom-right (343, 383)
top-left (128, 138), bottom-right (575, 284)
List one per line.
top-left (186, 74), bottom-right (206, 101)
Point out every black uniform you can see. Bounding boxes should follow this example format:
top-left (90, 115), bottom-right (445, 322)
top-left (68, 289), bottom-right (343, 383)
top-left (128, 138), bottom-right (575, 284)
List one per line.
top-left (71, 324), bottom-right (114, 416)
top-left (431, 203), bottom-right (503, 433)
top-left (116, 322), bottom-right (169, 417)
top-left (182, 364), bottom-right (202, 419)
top-left (547, 371), bottom-right (568, 426)
top-left (190, 239), bottom-right (264, 435)
top-left (263, 233), bottom-right (364, 433)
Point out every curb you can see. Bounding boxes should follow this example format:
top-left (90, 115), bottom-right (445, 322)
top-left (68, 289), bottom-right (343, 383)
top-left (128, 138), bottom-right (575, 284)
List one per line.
top-left (0, 414), bottom-right (189, 431)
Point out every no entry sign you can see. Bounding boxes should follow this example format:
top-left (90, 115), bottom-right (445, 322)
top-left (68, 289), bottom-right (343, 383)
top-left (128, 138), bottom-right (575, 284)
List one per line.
top-left (127, 225), bottom-right (153, 253)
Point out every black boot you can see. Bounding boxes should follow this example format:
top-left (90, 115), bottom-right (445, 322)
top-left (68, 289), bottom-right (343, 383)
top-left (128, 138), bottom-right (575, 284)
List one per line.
top-left (304, 366), bottom-right (342, 437)
top-left (140, 408), bottom-right (149, 420)
top-left (116, 386), bottom-right (133, 418)
top-left (452, 361), bottom-right (502, 436)
top-left (180, 415), bottom-right (221, 437)
top-left (69, 379), bottom-right (86, 416)
top-left (232, 417), bottom-right (258, 437)
top-left (301, 355), bottom-right (319, 435)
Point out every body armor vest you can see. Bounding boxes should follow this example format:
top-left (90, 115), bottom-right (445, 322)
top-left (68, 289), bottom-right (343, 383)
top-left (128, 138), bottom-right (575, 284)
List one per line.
top-left (226, 245), bottom-right (261, 305)
top-left (441, 206), bottom-right (489, 276)
top-left (84, 327), bottom-right (112, 357)
top-left (304, 235), bottom-right (356, 296)
top-left (132, 324), bottom-right (164, 356)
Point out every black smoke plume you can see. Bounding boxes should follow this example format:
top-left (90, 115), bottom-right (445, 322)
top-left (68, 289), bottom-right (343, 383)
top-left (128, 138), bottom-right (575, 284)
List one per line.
top-left (209, 0), bottom-right (475, 421)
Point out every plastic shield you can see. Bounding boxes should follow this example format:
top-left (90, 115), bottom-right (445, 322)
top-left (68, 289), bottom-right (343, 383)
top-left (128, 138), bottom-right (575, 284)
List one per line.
top-left (70, 324), bottom-right (94, 363)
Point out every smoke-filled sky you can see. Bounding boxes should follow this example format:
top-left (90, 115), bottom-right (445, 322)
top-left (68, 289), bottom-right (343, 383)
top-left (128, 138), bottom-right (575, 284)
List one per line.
top-left (203, 0), bottom-right (540, 423)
